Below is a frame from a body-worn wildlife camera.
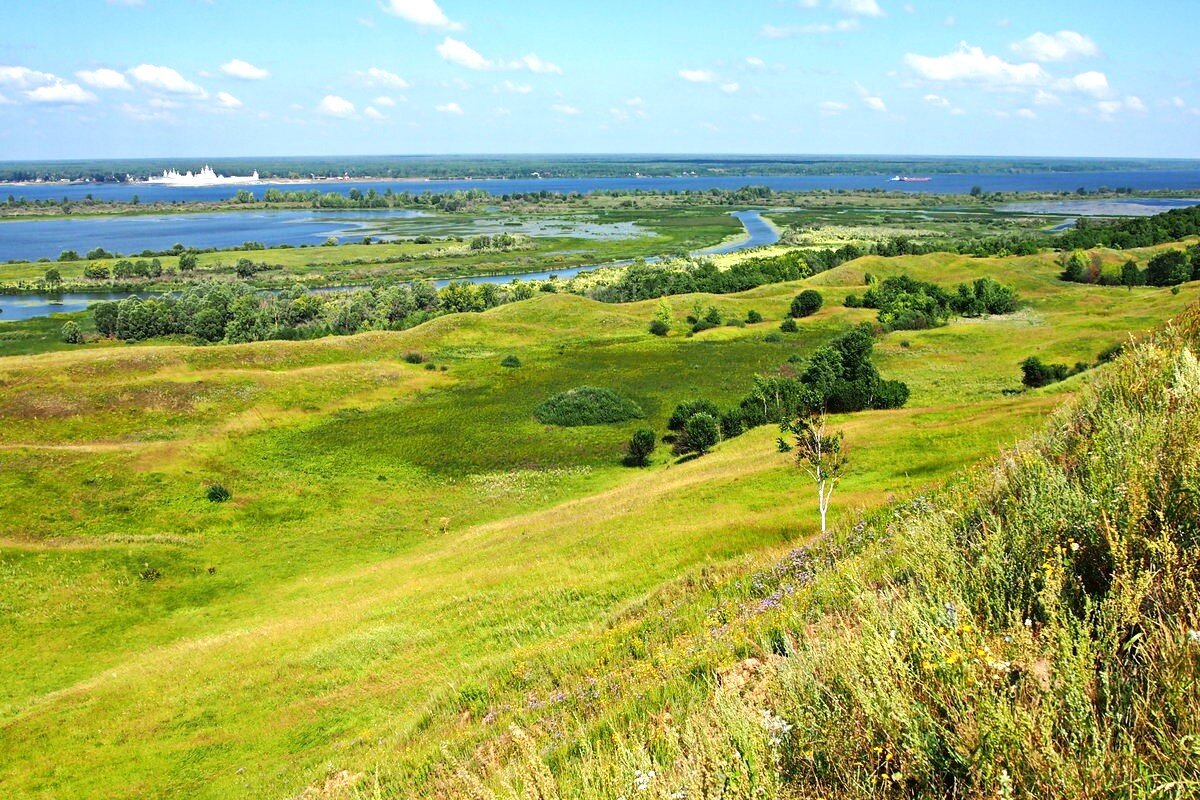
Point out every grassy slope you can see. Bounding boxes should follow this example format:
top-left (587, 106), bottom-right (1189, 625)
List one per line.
top-left (0, 246), bottom-right (1197, 798)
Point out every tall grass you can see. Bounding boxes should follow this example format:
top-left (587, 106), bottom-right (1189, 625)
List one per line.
top-left (461, 305), bottom-right (1200, 799)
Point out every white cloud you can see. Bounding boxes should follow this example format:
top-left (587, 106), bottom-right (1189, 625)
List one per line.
top-left (923, 93), bottom-right (950, 106)
top-left (863, 95), bottom-right (887, 112)
top-left (76, 68), bottom-right (131, 90)
top-left (720, 82), bottom-right (740, 94)
top-left (1123, 95), bottom-right (1146, 112)
top-left (437, 37), bottom-right (492, 70)
top-left (762, 19), bottom-right (859, 37)
top-left (551, 103), bottom-right (580, 115)
top-left (904, 43), bottom-right (1047, 88)
top-left (129, 64), bottom-right (207, 97)
top-left (819, 100), bottom-right (849, 116)
top-left (381, 0), bottom-right (460, 30)
top-left (436, 37), bottom-right (560, 74)
top-left (25, 81), bottom-right (97, 105)
top-left (316, 95), bottom-right (355, 118)
top-left (1094, 97), bottom-right (1145, 119)
top-left (216, 91), bottom-right (242, 108)
top-left (626, 96), bottom-right (645, 107)
top-left (0, 66), bottom-right (57, 88)
top-left (745, 56), bottom-right (766, 69)
top-left (512, 54), bottom-right (562, 75)
top-left (1011, 30), bottom-right (1099, 63)
top-left (0, 92), bottom-right (10, 105)
top-left (364, 105), bottom-right (386, 120)
top-left (361, 67), bottom-right (409, 88)
top-left (374, 95), bottom-right (398, 107)
top-left (679, 69), bottom-right (717, 83)
top-left (221, 59), bottom-right (269, 80)
top-left (435, 101), bottom-right (463, 114)
top-left (831, 0), bottom-right (884, 16)
top-left (500, 80), bottom-right (531, 94)
top-left (1056, 70), bottom-right (1109, 97)
top-left (1033, 88), bottom-right (1060, 106)
top-left (1016, 108), bottom-right (1036, 119)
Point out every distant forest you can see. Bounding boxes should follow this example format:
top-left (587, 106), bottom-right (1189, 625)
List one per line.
top-left (2, 155), bottom-right (1199, 183)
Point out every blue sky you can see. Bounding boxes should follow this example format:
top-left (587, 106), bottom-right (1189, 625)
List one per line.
top-left (1, 0), bottom-right (1197, 160)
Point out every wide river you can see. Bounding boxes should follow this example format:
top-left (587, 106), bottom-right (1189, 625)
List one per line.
top-left (8, 168), bottom-right (1200, 205)
top-left (0, 209), bottom-right (777, 322)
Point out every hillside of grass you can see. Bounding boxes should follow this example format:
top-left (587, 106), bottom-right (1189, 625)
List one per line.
top-left (450, 303), bottom-right (1200, 800)
top-left (0, 244), bottom-right (1197, 798)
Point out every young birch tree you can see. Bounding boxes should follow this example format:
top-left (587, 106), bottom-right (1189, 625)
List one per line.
top-left (779, 411), bottom-right (847, 533)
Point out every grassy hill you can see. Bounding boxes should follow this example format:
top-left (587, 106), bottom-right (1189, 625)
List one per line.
top-left (0, 245), bottom-right (1197, 798)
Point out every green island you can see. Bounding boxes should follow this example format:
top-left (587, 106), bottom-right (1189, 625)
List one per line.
top-left (2, 179), bottom-right (1199, 799)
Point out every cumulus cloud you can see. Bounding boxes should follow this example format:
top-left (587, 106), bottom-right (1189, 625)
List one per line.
top-left (76, 68), bottom-right (131, 90)
top-left (1055, 70), bottom-right (1109, 97)
top-left (374, 95), bottom-right (398, 107)
top-left (678, 68), bottom-right (717, 83)
top-left (435, 37), bottom-right (561, 74)
top-left (904, 43), bottom-right (1047, 87)
top-left (129, 64), bottom-right (207, 97)
top-left (26, 81), bottom-right (97, 105)
top-left (745, 56), bottom-right (766, 69)
top-left (216, 91), bottom-right (242, 108)
top-left (360, 67), bottom-right (409, 88)
top-left (761, 19), bottom-right (859, 37)
top-left (381, 0), bottom-right (461, 30)
top-left (551, 103), bottom-right (580, 115)
top-left (819, 100), bottom-right (849, 116)
top-left (1016, 108), bottom-right (1036, 119)
top-left (1011, 30), bottom-right (1099, 62)
top-left (1033, 88), bottom-right (1060, 106)
top-left (316, 94), bottom-right (355, 118)
top-left (831, 0), bottom-right (884, 16)
top-left (923, 93), bottom-right (951, 106)
top-left (221, 59), bottom-right (269, 80)
top-left (0, 66), bottom-right (57, 88)
top-left (364, 105), bottom-right (386, 120)
top-left (720, 82), bottom-right (740, 94)
top-left (499, 80), bottom-right (531, 94)
top-left (863, 95), bottom-right (887, 112)
top-left (435, 101), bottom-right (463, 114)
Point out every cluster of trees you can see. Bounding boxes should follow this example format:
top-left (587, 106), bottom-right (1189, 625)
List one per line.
top-left (87, 278), bottom-right (539, 344)
top-left (846, 275), bottom-right (1020, 330)
top-left (1059, 204), bottom-right (1200, 250)
top-left (1060, 247), bottom-right (1198, 287)
top-left (650, 324), bottom-right (909, 460)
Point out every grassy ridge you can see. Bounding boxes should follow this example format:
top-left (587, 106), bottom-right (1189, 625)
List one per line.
top-left (472, 303), bottom-right (1200, 800)
top-left (0, 246), bottom-right (1196, 798)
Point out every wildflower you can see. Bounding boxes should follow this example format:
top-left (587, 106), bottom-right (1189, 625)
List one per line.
top-left (633, 769), bottom-right (656, 792)
top-left (1188, 630), bottom-right (1200, 645)
top-left (760, 709), bottom-right (793, 746)
top-left (1069, 541), bottom-right (1080, 552)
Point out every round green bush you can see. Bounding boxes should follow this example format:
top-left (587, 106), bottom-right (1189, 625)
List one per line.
top-left (790, 290), bottom-right (824, 318)
top-left (534, 386), bottom-right (645, 427)
top-left (501, 354), bottom-right (522, 368)
top-left (780, 317), bottom-right (799, 333)
top-left (206, 483), bottom-right (231, 503)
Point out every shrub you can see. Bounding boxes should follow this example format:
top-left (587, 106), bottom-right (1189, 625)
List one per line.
top-left (500, 354), bottom-right (521, 368)
top-left (844, 293), bottom-right (862, 308)
top-left (681, 413), bottom-right (720, 455)
top-left (1145, 249), bottom-right (1191, 287)
top-left (1021, 356), bottom-right (1070, 388)
top-left (668, 399), bottom-right (720, 432)
top-left (780, 317), bottom-right (799, 333)
top-left (206, 484), bottom-right (231, 503)
top-left (624, 429), bottom-right (657, 467)
top-left (60, 321), bottom-right (83, 344)
top-left (703, 306), bottom-right (723, 326)
top-left (790, 290), bottom-right (823, 318)
top-left (403, 351), bottom-right (426, 364)
top-left (424, 362), bottom-right (437, 371)
top-left (746, 310), bottom-right (763, 324)
top-left (764, 332), bottom-right (783, 343)
top-left (649, 319), bottom-right (670, 336)
top-left (138, 564), bottom-right (162, 582)
top-left (534, 386), bottom-right (645, 427)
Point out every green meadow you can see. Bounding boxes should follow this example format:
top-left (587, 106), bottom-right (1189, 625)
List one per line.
top-left (1, 241), bottom-right (1197, 798)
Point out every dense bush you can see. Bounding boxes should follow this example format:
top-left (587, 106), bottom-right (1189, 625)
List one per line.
top-left (624, 429), bottom-right (657, 467)
top-left (1059, 202), bottom-right (1200, 250)
top-left (779, 317), bottom-right (798, 333)
top-left (859, 274), bottom-right (1021, 330)
top-left (668, 399), bottom-right (720, 431)
top-left (205, 484), bottom-right (231, 503)
top-left (534, 386), bottom-right (644, 427)
top-left (789, 290), bottom-right (823, 318)
top-left (1021, 356), bottom-right (1071, 388)
top-left (500, 354), bottom-right (521, 368)
top-left (60, 321), bottom-right (83, 344)
top-left (680, 413), bottom-right (720, 455)
top-left (950, 277), bottom-right (1020, 316)
top-left (746, 310), bottom-right (762, 324)
top-left (1145, 249), bottom-right (1192, 287)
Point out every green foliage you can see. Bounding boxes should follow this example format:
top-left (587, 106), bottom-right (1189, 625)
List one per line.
top-left (205, 484), bottom-right (231, 503)
top-left (60, 320), bottom-right (82, 344)
top-left (177, 252), bottom-right (198, 272)
top-left (500, 354), bottom-right (521, 368)
top-left (1120, 259), bottom-right (1143, 287)
top-left (649, 299), bottom-right (673, 336)
top-left (534, 386), bottom-right (645, 427)
top-left (746, 310), bottom-right (763, 324)
top-left (789, 290), bottom-right (823, 318)
top-left (43, 267), bottom-right (62, 285)
top-left (403, 351), bottom-right (426, 364)
top-left (681, 412), bottom-right (720, 455)
top-left (1146, 249), bottom-right (1192, 287)
top-left (861, 274), bottom-right (954, 330)
top-left (950, 277), bottom-right (1020, 316)
top-left (1020, 355), bottom-right (1070, 388)
top-left (668, 399), bottom-right (720, 432)
top-left (624, 428), bottom-right (657, 467)
top-left (57, 250), bottom-right (79, 262)
top-left (779, 317), bottom-right (798, 333)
